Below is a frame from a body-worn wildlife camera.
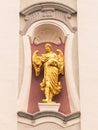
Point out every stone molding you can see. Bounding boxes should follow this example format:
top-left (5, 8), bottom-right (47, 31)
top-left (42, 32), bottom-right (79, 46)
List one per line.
top-left (20, 2), bottom-right (77, 35)
top-left (20, 2), bottom-right (76, 16)
top-left (18, 111), bottom-right (80, 122)
top-left (18, 111), bottom-right (80, 127)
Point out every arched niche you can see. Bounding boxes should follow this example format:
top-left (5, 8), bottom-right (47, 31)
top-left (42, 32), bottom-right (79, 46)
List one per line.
top-left (31, 23), bottom-right (65, 44)
top-left (18, 2), bottom-right (80, 128)
top-left (18, 19), bottom-right (79, 112)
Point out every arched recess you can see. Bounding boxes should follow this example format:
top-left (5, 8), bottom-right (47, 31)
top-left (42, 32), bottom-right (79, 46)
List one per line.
top-left (18, 19), bottom-right (79, 112)
top-left (18, 2), bottom-right (80, 127)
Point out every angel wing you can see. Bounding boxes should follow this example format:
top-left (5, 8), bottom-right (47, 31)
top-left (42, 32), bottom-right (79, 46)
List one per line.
top-left (32, 50), bottom-right (42, 76)
top-left (56, 49), bottom-right (64, 75)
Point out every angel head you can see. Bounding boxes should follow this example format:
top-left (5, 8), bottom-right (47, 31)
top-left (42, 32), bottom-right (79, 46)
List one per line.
top-left (45, 43), bottom-right (52, 53)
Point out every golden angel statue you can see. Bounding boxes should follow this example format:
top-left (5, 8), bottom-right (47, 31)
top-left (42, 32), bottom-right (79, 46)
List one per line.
top-left (32, 43), bottom-right (64, 103)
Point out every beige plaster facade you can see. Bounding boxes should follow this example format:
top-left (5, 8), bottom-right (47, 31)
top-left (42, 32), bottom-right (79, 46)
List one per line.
top-left (0, 0), bottom-right (98, 130)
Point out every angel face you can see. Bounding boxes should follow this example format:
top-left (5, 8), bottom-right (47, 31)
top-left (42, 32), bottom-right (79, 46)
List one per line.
top-left (45, 43), bottom-right (52, 53)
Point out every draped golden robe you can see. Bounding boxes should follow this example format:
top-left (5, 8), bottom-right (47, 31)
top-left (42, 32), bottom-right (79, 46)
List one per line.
top-left (40, 52), bottom-right (61, 96)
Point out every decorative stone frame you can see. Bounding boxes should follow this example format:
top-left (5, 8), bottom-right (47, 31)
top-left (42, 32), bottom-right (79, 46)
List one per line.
top-left (20, 2), bottom-right (77, 35)
top-left (18, 2), bottom-right (80, 128)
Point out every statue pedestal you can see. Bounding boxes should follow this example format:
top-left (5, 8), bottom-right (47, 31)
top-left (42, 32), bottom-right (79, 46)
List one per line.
top-left (38, 103), bottom-right (60, 112)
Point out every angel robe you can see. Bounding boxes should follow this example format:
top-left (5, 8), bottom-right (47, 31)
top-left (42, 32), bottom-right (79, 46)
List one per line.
top-left (40, 51), bottom-right (62, 96)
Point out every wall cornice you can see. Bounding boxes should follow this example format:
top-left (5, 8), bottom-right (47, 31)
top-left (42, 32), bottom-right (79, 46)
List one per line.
top-left (20, 2), bottom-right (76, 16)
